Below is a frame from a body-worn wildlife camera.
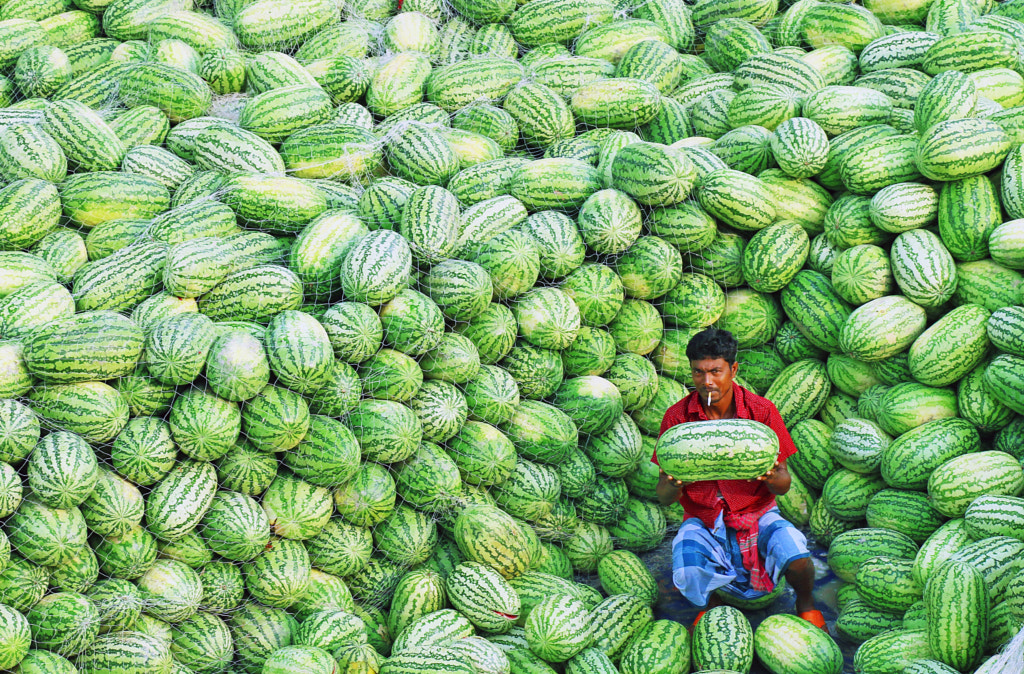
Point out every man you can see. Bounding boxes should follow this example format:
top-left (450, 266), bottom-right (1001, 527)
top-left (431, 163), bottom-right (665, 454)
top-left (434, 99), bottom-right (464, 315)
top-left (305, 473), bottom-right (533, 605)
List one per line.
top-left (653, 327), bottom-right (825, 630)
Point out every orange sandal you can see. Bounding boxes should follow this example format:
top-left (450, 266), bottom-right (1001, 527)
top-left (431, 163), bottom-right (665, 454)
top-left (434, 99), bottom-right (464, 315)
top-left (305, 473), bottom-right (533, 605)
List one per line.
top-left (692, 610), bottom-right (707, 628)
top-left (799, 609), bottom-right (828, 632)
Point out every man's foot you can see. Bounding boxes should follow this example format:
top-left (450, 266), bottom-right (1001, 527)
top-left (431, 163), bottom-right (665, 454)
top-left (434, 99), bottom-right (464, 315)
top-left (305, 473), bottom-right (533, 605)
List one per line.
top-left (799, 609), bottom-right (828, 632)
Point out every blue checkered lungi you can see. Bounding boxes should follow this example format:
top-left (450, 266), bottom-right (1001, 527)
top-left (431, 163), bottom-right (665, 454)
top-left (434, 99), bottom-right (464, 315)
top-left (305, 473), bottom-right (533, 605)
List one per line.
top-left (672, 507), bottom-right (810, 609)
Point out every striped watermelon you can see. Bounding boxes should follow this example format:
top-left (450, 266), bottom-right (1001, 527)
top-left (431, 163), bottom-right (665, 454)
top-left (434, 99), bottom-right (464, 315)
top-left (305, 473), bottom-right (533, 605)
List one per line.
top-left (227, 602), bottom-right (298, 672)
top-left (26, 591), bottom-right (98, 656)
top-left (264, 310), bottom-right (333, 395)
top-left (293, 608), bottom-right (365, 657)
top-left (595, 550), bottom-right (658, 607)
top-left (523, 594), bottom-right (591, 662)
top-left (987, 305), bottom-right (1024, 356)
top-left (26, 431), bottom-right (98, 510)
top-left (984, 354), bottom-right (1024, 414)
top-left (145, 459), bottom-right (217, 543)
top-left (169, 611), bottom-right (232, 672)
top-left (41, 99), bottom-right (125, 172)
top-left (199, 490), bottom-right (271, 562)
top-left (389, 569), bottom-right (446, 640)
top-left (447, 562), bottom-right (521, 633)
top-left (588, 594), bottom-right (651, 662)
top-left (692, 606), bottom-right (753, 672)
top-left (509, 0), bottom-right (614, 47)
top-left (198, 560), bottom-right (244, 613)
top-left (829, 418), bottom-right (890, 475)
top-left (742, 221), bottom-right (810, 293)
top-left (406, 379), bottom-right (467, 445)
top-left (136, 558), bottom-right (203, 623)
top-left (881, 417), bottom-right (979, 491)
top-left (754, 614), bottom-right (842, 674)
top-left (908, 303), bottom-right (990, 387)
top-left (853, 629), bottom-right (932, 674)
top-left (866, 489), bottom-right (945, 544)
top-left (391, 609), bottom-right (475, 656)
top-left (889, 229), bottom-right (958, 309)
top-left (764, 359), bottom-right (832, 427)
top-left (243, 537), bottom-right (311, 610)
top-left (168, 388), bottom-right (240, 462)
top-left (839, 296), bottom-right (927, 362)
top-left (835, 599), bottom-right (903, 645)
top-left (561, 326), bottom-right (615, 378)
top-left (16, 650), bottom-right (78, 674)
top-left (333, 462), bottom-right (396, 528)
top-left (828, 527), bottom-right (919, 585)
top-left (965, 495), bottom-right (1024, 540)
top-left (927, 451), bottom-right (1024, 518)
top-left (242, 384), bottom-right (311, 453)
top-left (656, 418), bottom-right (778, 482)
top-left (198, 265), bottom-right (303, 324)
top-left (492, 457), bottom-right (560, 522)
top-left (780, 270), bottom-right (852, 354)
top-left (454, 505), bottom-right (533, 580)
top-left (204, 329), bottom-right (271, 403)
top-left (24, 310), bottom-right (143, 384)
top-left (926, 560), bottom-right (988, 671)
top-left (447, 420), bottom-right (516, 487)
top-left (856, 555), bottom-right (923, 613)
top-left (28, 380), bottom-right (129, 444)
top-left (830, 245), bottom-right (893, 307)
top-left (916, 118), bottom-right (1012, 181)
top-left (146, 313), bottom-right (217, 387)
top-left (76, 631), bottom-right (171, 674)
top-left (373, 504), bottom-right (437, 567)
top-left (111, 417), bottom-right (176, 487)
top-left (262, 645), bottom-right (338, 674)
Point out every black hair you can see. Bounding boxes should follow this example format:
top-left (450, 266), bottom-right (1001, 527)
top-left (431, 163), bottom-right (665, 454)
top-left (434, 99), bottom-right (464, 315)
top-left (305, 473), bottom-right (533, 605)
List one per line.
top-left (686, 327), bottom-right (738, 365)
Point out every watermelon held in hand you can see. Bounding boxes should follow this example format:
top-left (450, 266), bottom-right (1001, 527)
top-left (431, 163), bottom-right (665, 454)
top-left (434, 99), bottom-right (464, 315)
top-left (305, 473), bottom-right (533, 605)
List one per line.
top-left (654, 418), bottom-right (779, 481)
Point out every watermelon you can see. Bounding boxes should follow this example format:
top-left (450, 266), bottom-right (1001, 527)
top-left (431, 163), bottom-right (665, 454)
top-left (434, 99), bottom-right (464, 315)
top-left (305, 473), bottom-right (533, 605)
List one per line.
top-left (828, 528), bottom-right (919, 584)
top-left (692, 606), bottom-right (752, 672)
top-left (76, 631), bottom-right (172, 674)
top-left (927, 451), bottom-right (1024, 518)
top-left (753, 614), bottom-right (842, 674)
top-left (26, 430), bottom-right (98, 510)
top-left (454, 505), bottom-right (533, 580)
top-left (26, 591), bottom-right (99, 656)
top-left (853, 629), bottom-right (932, 674)
top-left (656, 418), bottom-right (779, 481)
top-left (927, 560), bottom-right (988, 671)
top-left (524, 594), bottom-right (591, 662)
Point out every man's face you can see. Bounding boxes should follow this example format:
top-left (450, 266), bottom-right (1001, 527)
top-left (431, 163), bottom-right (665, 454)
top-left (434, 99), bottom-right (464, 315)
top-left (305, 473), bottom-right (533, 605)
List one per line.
top-left (690, 357), bottom-right (738, 405)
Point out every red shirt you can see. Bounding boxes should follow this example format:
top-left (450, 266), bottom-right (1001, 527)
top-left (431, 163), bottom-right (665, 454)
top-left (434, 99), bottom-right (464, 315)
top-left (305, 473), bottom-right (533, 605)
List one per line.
top-left (652, 384), bottom-right (799, 520)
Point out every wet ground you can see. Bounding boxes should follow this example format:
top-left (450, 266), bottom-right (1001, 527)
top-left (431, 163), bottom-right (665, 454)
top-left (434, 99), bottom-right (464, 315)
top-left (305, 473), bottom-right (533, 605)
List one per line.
top-left (583, 525), bottom-right (860, 673)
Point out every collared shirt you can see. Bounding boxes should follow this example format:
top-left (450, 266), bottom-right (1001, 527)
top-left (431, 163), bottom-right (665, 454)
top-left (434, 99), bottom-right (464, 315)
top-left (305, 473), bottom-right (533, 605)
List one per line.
top-left (652, 384), bottom-right (799, 521)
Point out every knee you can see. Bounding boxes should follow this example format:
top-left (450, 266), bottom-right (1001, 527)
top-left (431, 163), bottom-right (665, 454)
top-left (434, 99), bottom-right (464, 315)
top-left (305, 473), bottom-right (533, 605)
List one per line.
top-left (673, 541), bottom-right (709, 572)
top-left (786, 556), bottom-right (813, 576)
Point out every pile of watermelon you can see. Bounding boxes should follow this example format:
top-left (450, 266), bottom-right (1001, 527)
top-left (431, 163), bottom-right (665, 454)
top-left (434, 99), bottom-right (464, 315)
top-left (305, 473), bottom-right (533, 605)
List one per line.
top-left (1, 0), bottom-right (1024, 670)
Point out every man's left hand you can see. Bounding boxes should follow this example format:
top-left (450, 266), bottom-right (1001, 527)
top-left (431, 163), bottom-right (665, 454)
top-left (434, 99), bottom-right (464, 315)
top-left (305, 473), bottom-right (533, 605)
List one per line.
top-left (755, 459), bottom-right (779, 482)
top-left (752, 459), bottom-right (791, 496)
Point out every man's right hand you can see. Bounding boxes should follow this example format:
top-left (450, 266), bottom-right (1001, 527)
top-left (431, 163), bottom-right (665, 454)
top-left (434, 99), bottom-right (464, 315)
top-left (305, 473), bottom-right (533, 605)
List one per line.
top-left (656, 469), bottom-right (688, 506)
top-left (663, 471), bottom-right (684, 487)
